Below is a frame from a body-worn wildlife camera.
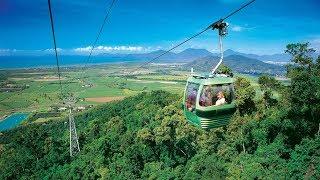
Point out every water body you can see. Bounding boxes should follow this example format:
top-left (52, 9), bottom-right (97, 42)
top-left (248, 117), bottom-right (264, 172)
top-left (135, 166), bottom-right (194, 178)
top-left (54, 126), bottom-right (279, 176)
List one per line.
top-left (0, 55), bottom-right (143, 69)
top-left (0, 113), bottom-right (29, 131)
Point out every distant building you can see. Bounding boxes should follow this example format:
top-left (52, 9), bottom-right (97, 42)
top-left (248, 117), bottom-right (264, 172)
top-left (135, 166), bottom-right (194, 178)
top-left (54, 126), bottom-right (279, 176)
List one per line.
top-left (82, 84), bottom-right (93, 88)
top-left (58, 107), bottom-right (67, 111)
top-left (76, 106), bottom-right (86, 111)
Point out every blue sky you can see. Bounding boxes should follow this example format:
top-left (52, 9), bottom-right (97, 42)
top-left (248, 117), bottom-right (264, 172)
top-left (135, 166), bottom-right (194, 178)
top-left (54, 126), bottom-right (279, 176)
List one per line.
top-left (0, 0), bottom-right (320, 55)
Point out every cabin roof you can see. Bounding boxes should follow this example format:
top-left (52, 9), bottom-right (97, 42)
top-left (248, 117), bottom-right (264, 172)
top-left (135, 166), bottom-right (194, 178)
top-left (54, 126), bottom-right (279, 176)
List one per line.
top-left (187, 74), bottom-right (234, 85)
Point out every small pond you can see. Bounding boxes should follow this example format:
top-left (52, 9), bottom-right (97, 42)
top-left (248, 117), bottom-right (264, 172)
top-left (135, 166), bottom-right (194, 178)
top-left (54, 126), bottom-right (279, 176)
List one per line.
top-left (0, 113), bottom-right (29, 132)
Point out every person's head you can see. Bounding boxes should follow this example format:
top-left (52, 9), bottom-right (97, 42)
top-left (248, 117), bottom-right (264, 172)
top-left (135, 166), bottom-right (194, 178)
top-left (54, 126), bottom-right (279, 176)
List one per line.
top-left (217, 91), bottom-right (224, 99)
top-left (205, 86), bottom-right (212, 94)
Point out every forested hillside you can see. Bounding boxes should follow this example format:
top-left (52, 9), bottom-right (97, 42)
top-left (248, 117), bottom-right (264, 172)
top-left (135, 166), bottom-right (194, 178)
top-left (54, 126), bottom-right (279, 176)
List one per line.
top-left (184, 55), bottom-right (286, 75)
top-left (0, 43), bottom-right (319, 179)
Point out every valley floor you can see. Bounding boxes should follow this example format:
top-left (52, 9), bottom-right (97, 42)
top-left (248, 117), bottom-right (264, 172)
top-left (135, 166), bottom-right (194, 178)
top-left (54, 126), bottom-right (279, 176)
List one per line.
top-left (0, 63), bottom-right (286, 126)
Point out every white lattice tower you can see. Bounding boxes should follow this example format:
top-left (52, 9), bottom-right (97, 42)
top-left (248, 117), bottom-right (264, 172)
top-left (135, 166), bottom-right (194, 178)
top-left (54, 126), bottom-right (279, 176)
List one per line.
top-left (64, 97), bottom-right (80, 157)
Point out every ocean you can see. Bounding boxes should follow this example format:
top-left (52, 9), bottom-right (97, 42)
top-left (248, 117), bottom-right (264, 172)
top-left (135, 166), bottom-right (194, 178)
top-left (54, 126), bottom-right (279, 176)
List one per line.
top-left (0, 55), bottom-right (142, 69)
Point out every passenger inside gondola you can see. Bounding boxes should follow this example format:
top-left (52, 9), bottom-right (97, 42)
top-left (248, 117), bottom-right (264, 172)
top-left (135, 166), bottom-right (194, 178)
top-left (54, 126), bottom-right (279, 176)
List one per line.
top-left (199, 85), bottom-right (213, 107)
top-left (185, 83), bottom-right (199, 112)
top-left (186, 90), bottom-right (196, 111)
top-left (200, 85), bottom-right (233, 107)
top-left (214, 91), bottom-right (226, 106)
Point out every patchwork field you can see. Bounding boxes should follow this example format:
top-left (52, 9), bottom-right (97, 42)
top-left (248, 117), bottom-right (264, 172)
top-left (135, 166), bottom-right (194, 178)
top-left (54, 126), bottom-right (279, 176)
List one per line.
top-left (0, 64), bottom-right (187, 119)
top-left (0, 64), bottom-right (287, 121)
top-left (85, 96), bottom-right (125, 103)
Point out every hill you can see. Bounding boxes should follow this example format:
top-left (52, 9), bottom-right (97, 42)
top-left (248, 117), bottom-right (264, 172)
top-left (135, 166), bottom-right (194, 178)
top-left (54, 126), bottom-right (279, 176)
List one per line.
top-left (0, 48), bottom-right (292, 69)
top-left (223, 49), bottom-right (291, 62)
top-left (183, 54), bottom-right (286, 75)
top-left (1, 42), bottom-right (319, 179)
top-left (0, 89), bottom-right (319, 179)
top-left (176, 48), bottom-right (213, 60)
top-left (104, 48), bottom-right (213, 62)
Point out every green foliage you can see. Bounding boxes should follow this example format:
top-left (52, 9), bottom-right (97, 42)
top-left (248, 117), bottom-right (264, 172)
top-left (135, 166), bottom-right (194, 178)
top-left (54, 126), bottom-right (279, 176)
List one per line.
top-left (184, 153), bottom-right (227, 179)
top-left (285, 42), bottom-right (320, 136)
top-left (235, 77), bottom-right (256, 115)
top-left (258, 75), bottom-right (281, 108)
top-left (0, 71), bottom-right (8, 82)
top-left (258, 75), bottom-right (281, 91)
top-left (288, 137), bottom-right (320, 179)
top-left (285, 42), bottom-right (315, 66)
top-left (1, 42), bottom-right (320, 179)
top-left (0, 88), bottom-right (319, 179)
top-left (217, 64), bottom-right (233, 76)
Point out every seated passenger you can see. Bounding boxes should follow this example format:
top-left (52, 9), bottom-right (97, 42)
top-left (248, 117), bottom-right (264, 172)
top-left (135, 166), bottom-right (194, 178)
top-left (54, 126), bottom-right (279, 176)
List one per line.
top-left (187, 101), bottom-right (195, 112)
top-left (215, 91), bottom-right (226, 106)
top-left (200, 86), bottom-right (212, 107)
top-left (186, 89), bottom-right (197, 111)
top-left (186, 99), bottom-right (192, 110)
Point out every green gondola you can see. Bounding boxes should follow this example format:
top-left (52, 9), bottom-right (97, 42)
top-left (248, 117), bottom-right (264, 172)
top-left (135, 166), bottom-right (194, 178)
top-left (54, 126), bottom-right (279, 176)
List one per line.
top-left (144, 1), bottom-right (255, 129)
top-left (183, 74), bottom-right (236, 129)
top-left (182, 21), bottom-right (237, 129)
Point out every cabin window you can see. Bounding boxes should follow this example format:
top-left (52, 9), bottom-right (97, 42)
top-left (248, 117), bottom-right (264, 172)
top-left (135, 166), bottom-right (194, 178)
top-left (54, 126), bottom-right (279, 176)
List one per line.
top-left (199, 84), bottom-right (235, 107)
top-left (185, 83), bottom-right (199, 112)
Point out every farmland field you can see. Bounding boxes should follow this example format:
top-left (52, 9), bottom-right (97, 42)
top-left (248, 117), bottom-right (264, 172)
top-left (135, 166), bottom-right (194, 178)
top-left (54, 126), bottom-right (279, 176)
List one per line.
top-left (0, 64), bottom-right (187, 120)
top-left (0, 63), bottom-right (286, 122)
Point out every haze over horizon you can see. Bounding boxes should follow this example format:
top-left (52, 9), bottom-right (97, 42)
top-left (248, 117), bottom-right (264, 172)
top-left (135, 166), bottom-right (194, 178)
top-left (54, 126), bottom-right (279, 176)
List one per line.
top-left (1, 0), bottom-right (320, 56)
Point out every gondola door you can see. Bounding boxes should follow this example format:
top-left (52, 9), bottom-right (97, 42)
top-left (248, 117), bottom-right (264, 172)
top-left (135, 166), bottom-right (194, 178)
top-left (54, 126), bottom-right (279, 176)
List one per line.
top-left (183, 82), bottom-right (201, 127)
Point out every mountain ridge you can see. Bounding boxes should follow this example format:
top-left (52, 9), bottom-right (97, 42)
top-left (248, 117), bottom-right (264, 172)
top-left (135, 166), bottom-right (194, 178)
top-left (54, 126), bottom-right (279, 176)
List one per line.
top-left (183, 54), bottom-right (286, 75)
top-left (97, 48), bottom-right (292, 62)
top-left (0, 48), bottom-right (298, 69)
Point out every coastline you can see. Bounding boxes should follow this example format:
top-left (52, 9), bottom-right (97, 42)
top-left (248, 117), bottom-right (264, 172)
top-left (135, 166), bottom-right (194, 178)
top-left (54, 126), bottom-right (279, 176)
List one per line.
top-left (0, 59), bottom-right (146, 70)
top-left (0, 113), bottom-right (30, 132)
top-left (0, 115), bottom-right (8, 122)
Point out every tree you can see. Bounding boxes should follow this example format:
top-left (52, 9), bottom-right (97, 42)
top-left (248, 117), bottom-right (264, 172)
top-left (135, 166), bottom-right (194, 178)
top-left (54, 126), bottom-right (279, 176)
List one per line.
top-left (258, 75), bottom-right (281, 108)
top-left (234, 77), bottom-right (256, 115)
top-left (288, 137), bottom-right (320, 179)
top-left (0, 71), bottom-right (8, 82)
top-left (217, 64), bottom-right (233, 76)
top-left (1, 85), bottom-right (320, 179)
top-left (285, 42), bottom-right (320, 136)
top-left (285, 43), bottom-right (315, 66)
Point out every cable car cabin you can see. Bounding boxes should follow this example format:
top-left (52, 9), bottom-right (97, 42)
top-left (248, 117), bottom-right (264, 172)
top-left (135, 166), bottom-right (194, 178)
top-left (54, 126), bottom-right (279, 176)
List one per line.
top-left (183, 74), bottom-right (236, 129)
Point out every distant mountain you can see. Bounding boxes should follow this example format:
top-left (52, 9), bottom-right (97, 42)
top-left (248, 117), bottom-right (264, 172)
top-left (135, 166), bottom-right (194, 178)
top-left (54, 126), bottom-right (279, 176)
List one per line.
top-left (121, 50), bottom-right (177, 61)
top-left (224, 49), bottom-right (240, 57)
top-left (0, 48), bottom-right (297, 69)
top-left (258, 53), bottom-right (291, 62)
top-left (176, 48), bottom-right (212, 60)
top-left (183, 55), bottom-right (286, 75)
top-left (100, 48), bottom-right (213, 62)
top-left (223, 49), bottom-right (291, 62)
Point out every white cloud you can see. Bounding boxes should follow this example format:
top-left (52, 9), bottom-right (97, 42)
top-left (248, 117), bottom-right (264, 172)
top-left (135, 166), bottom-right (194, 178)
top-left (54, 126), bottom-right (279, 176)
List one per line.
top-left (231, 25), bottom-right (243, 32)
top-left (0, 49), bottom-right (10, 52)
top-left (43, 48), bottom-right (63, 52)
top-left (230, 24), bottom-right (255, 32)
top-left (74, 46), bottom-right (93, 52)
top-left (0, 49), bottom-right (11, 56)
top-left (0, 45), bottom-right (155, 56)
top-left (74, 45), bottom-right (144, 53)
top-left (310, 38), bottom-right (320, 52)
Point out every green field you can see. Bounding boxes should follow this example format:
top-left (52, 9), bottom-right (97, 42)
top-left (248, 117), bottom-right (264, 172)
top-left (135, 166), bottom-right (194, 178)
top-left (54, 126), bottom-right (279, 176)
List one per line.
top-left (0, 65), bottom-right (186, 118)
top-left (0, 64), bottom-right (287, 120)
